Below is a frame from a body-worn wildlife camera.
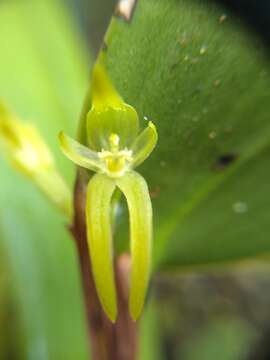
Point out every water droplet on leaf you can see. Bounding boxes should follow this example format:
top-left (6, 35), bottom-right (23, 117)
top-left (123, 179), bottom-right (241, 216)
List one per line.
top-left (208, 131), bottom-right (217, 139)
top-left (233, 202), bottom-right (248, 214)
top-left (200, 46), bottom-right (207, 55)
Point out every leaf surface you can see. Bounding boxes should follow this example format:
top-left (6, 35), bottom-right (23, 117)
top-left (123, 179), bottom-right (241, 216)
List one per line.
top-left (85, 0), bottom-right (270, 269)
top-left (0, 1), bottom-right (90, 358)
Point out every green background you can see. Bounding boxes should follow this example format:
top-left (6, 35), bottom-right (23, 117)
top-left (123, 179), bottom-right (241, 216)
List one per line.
top-left (1, 0), bottom-right (270, 359)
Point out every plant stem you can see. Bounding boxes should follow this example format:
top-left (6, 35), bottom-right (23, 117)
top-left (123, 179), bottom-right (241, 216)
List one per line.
top-left (71, 173), bottom-right (138, 360)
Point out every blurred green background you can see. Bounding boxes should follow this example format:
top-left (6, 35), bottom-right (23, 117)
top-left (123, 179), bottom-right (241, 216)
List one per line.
top-left (1, 0), bottom-right (270, 359)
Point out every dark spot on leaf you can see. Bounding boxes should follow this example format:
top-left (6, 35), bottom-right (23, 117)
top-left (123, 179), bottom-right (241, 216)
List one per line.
top-left (214, 153), bottom-right (238, 171)
top-left (191, 86), bottom-right (202, 97)
top-left (170, 62), bottom-right (179, 70)
top-left (115, 0), bottom-right (138, 22)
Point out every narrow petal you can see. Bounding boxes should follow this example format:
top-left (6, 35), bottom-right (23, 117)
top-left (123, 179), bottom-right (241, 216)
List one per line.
top-left (86, 174), bottom-right (117, 321)
top-left (59, 131), bottom-right (102, 172)
top-left (116, 171), bottom-right (152, 320)
top-left (131, 122), bottom-right (158, 168)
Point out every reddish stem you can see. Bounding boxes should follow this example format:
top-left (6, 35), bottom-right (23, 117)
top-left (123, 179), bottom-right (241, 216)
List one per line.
top-left (71, 174), bottom-right (138, 360)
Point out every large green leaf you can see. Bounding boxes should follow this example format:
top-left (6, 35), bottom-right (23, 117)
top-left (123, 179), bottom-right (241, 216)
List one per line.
top-left (0, 1), bottom-right (90, 358)
top-left (81, 0), bottom-right (270, 269)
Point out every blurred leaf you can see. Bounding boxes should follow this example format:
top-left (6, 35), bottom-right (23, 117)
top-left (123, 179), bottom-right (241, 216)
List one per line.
top-left (85, 0), bottom-right (270, 269)
top-left (0, 249), bottom-right (22, 359)
top-left (139, 300), bottom-right (162, 360)
top-left (71, 0), bottom-right (117, 53)
top-left (182, 317), bottom-right (255, 360)
top-left (0, 0), bottom-right (90, 358)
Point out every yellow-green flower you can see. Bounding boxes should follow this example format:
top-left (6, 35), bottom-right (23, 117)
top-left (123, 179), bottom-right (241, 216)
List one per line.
top-left (0, 103), bottom-right (72, 217)
top-left (59, 63), bottom-right (157, 322)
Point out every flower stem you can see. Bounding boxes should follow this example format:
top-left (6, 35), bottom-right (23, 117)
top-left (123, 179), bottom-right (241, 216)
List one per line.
top-left (70, 171), bottom-right (139, 360)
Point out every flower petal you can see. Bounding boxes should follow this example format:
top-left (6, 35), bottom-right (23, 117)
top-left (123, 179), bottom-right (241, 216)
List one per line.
top-left (116, 171), bottom-right (152, 320)
top-left (131, 121), bottom-right (158, 168)
top-left (59, 131), bottom-right (102, 172)
top-left (87, 63), bottom-right (139, 150)
top-left (87, 105), bottom-right (139, 151)
top-left (86, 174), bottom-right (117, 322)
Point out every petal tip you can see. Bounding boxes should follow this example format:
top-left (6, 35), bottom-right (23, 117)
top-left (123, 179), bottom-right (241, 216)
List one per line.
top-left (58, 131), bottom-right (69, 149)
top-left (104, 304), bottom-right (118, 323)
top-left (148, 121), bottom-right (158, 138)
top-left (148, 121), bottom-right (155, 128)
top-left (58, 130), bottom-right (65, 143)
top-left (129, 302), bottom-right (143, 322)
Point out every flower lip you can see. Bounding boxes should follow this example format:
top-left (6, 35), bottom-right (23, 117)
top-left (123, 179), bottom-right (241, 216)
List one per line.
top-left (97, 132), bottom-right (134, 178)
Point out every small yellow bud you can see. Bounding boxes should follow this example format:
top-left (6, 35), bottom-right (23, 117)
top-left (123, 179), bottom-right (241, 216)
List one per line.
top-left (0, 103), bottom-right (72, 218)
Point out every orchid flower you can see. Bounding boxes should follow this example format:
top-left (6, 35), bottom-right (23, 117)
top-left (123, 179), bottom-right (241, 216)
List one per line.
top-left (59, 63), bottom-right (158, 321)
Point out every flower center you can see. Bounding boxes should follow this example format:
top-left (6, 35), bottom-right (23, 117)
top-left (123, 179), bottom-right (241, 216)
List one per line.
top-left (98, 133), bottom-right (133, 177)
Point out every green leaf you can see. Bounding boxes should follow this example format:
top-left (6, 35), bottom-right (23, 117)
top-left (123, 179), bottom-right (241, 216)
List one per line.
top-left (182, 317), bottom-right (255, 360)
top-left (81, 0), bottom-right (270, 270)
top-left (0, 1), bottom-right (90, 358)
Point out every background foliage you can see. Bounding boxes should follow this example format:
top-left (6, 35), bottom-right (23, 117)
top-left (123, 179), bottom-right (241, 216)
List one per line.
top-left (0, 1), bottom-right (90, 358)
top-left (1, 0), bottom-right (270, 359)
top-left (98, 0), bottom-right (270, 269)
